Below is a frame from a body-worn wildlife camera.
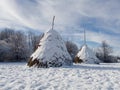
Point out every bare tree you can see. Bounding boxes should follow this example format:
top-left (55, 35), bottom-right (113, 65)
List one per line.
top-left (101, 41), bottom-right (113, 62)
top-left (8, 31), bottom-right (29, 61)
top-left (27, 31), bottom-right (43, 52)
top-left (0, 28), bottom-right (15, 40)
top-left (96, 41), bottom-right (113, 63)
top-left (0, 28), bottom-right (43, 62)
top-left (65, 41), bottom-right (78, 61)
top-left (0, 40), bottom-right (12, 62)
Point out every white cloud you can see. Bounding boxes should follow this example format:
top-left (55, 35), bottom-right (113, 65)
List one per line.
top-left (0, 0), bottom-right (120, 55)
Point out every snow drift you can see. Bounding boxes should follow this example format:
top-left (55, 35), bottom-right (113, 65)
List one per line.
top-left (1, 63), bottom-right (120, 90)
top-left (27, 29), bottom-right (72, 67)
top-left (75, 45), bottom-right (100, 64)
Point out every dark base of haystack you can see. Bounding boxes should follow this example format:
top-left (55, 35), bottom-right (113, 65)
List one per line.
top-left (74, 56), bottom-right (83, 63)
top-left (27, 57), bottom-right (48, 68)
top-left (27, 57), bottom-right (63, 68)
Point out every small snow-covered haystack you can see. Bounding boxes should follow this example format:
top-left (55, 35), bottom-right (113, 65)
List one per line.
top-left (75, 45), bottom-right (100, 64)
top-left (27, 29), bottom-right (72, 68)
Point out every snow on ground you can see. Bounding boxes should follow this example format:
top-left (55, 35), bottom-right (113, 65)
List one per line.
top-left (0, 63), bottom-right (120, 90)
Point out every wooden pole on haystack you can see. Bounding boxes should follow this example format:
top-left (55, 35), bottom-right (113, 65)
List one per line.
top-left (52, 16), bottom-right (55, 30)
top-left (84, 28), bottom-right (86, 45)
top-left (83, 28), bottom-right (87, 61)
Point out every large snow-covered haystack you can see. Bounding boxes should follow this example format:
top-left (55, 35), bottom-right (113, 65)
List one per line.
top-left (27, 29), bottom-right (72, 68)
top-left (75, 45), bottom-right (100, 64)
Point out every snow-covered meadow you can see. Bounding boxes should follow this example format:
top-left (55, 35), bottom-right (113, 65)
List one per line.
top-left (0, 63), bottom-right (120, 90)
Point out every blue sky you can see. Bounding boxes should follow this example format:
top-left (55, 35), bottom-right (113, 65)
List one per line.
top-left (0, 0), bottom-right (120, 55)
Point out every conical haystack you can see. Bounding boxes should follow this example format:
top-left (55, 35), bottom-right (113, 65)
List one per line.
top-left (75, 45), bottom-right (100, 64)
top-left (27, 29), bottom-right (72, 68)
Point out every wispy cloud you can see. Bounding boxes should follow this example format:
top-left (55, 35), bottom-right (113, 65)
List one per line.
top-left (0, 0), bottom-right (120, 55)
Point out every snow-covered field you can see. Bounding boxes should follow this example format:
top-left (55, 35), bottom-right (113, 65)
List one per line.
top-left (0, 63), bottom-right (120, 90)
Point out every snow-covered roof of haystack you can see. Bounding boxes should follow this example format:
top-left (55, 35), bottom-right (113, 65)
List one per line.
top-left (76, 45), bottom-right (100, 64)
top-left (29, 29), bottom-right (72, 67)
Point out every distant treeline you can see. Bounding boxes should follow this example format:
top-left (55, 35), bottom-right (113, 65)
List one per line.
top-left (0, 28), bottom-right (119, 63)
top-left (0, 28), bottom-right (42, 62)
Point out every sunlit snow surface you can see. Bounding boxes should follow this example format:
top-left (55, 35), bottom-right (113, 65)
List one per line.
top-left (0, 63), bottom-right (120, 90)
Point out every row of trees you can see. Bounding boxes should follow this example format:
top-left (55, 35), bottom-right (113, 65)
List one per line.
top-left (0, 28), bottom-right (119, 63)
top-left (0, 28), bottom-right (42, 62)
